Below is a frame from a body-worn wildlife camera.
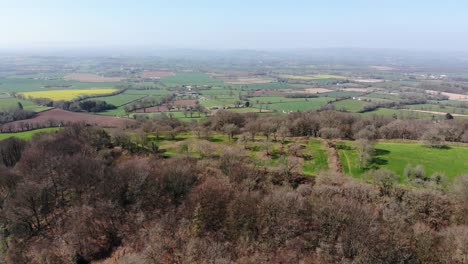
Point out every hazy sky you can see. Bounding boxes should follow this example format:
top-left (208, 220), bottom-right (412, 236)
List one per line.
top-left (1, 0), bottom-right (467, 51)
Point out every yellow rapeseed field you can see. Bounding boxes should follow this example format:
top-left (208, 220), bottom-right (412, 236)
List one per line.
top-left (20, 88), bottom-right (119, 101)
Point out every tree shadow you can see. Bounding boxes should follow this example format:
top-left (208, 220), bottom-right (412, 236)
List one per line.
top-left (423, 145), bottom-right (451, 150)
top-left (372, 157), bottom-right (388, 165)
top-left (374, 148), bottom-right (390, 156)
top-left (208, 137), bottom-right (223, 143)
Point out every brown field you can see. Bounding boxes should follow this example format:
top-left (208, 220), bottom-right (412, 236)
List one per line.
top-left (342, 88), bottom-right (370, 92)
top-left (370, 65), bottom-right (396, 71)
top-left (209, 71), bottom-right (274, 84)
top-left (134, 100), bottom-right (197, 113)
top-left (252, 90), bottom-right (286, 96)
top-left (305, 88), bottom-right (334, 94)
top-left (141, 71), bottom-right (175, 79)
top-left (224, 76), bottom-right (274, 84)
top-left (3, 109), bottom-right (133, 131)
top-left (64, 73), bottom-right (124, 83)
top-left (426, 90), bottom-right (468, 101)
top-left (352, 79), bottom-right (385, 83)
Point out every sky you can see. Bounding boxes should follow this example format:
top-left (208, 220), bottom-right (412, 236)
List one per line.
top-left (0, 0), bottom-right (467, 52)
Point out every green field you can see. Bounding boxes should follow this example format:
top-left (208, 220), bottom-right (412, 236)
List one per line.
top-left (124, 89), bottom-right (171, 96)
top-left (0, 127), bottom-right (62, 141)
top-left (333, 99), bottom-right (365, 112)
top-left (85, 92), bottom-right (146, 106)
top-left (303, 139), bottom-right (329, 175)
top-left (338, 141), bottom-right (468, 182)
top-left (360, 108), bottom-right (438, 119)
top-left (405, 103), bottom-right (466, 115)
top-left (0, 97), bottom-right (51, 112)
top-left (266, 97), bottom-right (331, 112)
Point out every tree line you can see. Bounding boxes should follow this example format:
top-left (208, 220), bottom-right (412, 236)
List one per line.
top-left (0, 124), bottom-right (467, 263)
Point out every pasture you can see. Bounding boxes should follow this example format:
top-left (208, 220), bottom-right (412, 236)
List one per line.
top-left (0, 127), bottom-right (61, 141)
top-left (20, 88), bottom-right (119, 101)
top-left (85, 92), bottom-right (146, 106)
top-left (333, 99), bottom-right (365, 112)
top-left (337, 141), bottom-right (468, 182)
top-left (0, 97), bottom-right (51, 112)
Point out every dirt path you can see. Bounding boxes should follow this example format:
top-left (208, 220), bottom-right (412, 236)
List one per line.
top-left (324, 140), bottom-right (343, 175)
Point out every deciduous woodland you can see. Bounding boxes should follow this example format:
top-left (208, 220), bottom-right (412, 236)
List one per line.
top-left (0, 110), bottom-right (467, 263)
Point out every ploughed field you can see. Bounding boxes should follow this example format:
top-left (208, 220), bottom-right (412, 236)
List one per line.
top-left (2, 108), bottom-right (133, 131)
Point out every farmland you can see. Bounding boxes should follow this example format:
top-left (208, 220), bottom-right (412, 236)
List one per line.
top-left (280, 74), bottom-right (346, 80)
top-left (0, 127), bottom-right (61, 141)
top-left (19, 88), bottom-right (119, 101)
top-left (160, 72), bottom-right (223, 86)
top-left (64, 73), bottom-right (124, 83)
top-left (84, 92), bottom-right (146, 106)
top-left (0, 97), bottom-right (51, 112)
top-left (1, 55), bottom-right (468, 264)
top-left (338, 141), bottom-right (468, 182)
top-left (3, 108), bottom-right (133, 131)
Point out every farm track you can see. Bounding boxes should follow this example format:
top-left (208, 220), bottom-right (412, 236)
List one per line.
top-left (325, 140), bottom-right (343, 176)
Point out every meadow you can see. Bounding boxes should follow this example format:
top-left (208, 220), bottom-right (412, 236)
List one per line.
top-left (337, 141), bottom-right (468, 182)
top-left (0, 127), bottom-right (61, 141)
top-left (20, 88), bottom-right (119, 101)
top-left (0, 97), bottom-right (51, 112)
top-left (266, 97), bottom-right (331, 112)
top-left (303, 139), bottom-right (329, 175)
top-left (332, 99), bottom-right (365, 112)
top-left (85, 92), bottom-right (146, 106)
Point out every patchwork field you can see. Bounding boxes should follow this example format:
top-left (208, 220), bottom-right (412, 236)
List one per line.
top-left (305, 88), bottom-right (334, 94)
top-left (20, 88), bottom-right (119, 101)
top-left (281, 74), bottom-right (346, 80)
top-left (160, 72), bottom-right (223, 86)
top-left (64, 73), bottom-right (124, 83)
top-left (141, 71), bottom-right (174, 79)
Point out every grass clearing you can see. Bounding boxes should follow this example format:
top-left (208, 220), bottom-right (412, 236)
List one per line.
top-left (337, 141), bottom-right (468, 182)
top-left (303, 139), bottom-right (329, 175)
